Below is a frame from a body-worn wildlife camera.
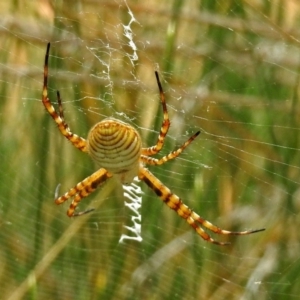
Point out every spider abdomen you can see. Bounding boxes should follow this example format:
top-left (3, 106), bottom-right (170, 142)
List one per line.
top-left (87, 118), bottom-right (142, 184)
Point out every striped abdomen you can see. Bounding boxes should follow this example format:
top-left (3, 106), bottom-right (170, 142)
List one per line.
top-left (87, 118), bottom-right (142, 184)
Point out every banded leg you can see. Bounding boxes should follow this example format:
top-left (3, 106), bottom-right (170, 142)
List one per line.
top-left (55, 168), bottom-right (112, 217)
top-left (141, 71), bottom-right (170, 156)
top-left (141, 131), bottom-right (200, 166)
top-left (139, 167), bottom-right (265, 245)
top-left (42, 42), bottom-right (87, 152)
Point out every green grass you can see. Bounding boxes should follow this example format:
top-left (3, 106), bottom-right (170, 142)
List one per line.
top-left (1, 1), bottom-right (300, 299)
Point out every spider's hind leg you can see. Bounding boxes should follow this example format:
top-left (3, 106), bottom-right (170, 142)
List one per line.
top-left (139, 167), bottom-right (265, 245)
top-left (54, 168), bottom-right (111, 217)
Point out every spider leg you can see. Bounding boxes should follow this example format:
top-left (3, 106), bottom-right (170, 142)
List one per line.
top-left (54, 168), bottom-right (112, 217)
top-left (139, 167), bottom-right (265, 245)
top-left (141, 71), bottom-right (170, 156)
top-left (56, 90), bottom-right (65, 120)
top-left (141, 131), bottom-right (200, 166)
top-left (42, 42), bottom-right (88, 153)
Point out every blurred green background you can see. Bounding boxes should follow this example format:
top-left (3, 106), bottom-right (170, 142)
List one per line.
top-left (1, 1), bottom-right (300, 299)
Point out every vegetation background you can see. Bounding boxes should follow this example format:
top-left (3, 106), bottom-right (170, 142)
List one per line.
top-left (1, 0), bottom-right (300, 299)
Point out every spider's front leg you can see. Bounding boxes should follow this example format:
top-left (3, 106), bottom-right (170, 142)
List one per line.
top-left (139, 167), bottom-right (265, 245)
top-left (141, 71), bottom-right (171, 156)
top-left (42, 42), bottom-right (88, 153)
top-left (55, 168), bottom-right (112, 217)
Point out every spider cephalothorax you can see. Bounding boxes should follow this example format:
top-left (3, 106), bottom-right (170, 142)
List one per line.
top-left (42, 43), bottom-right (264, 245)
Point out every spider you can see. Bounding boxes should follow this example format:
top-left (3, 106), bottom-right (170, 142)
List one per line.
top-left (42, 42), bottom-right (264, 245)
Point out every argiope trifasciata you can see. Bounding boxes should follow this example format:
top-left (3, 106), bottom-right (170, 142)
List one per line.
top-left (42, 43), bottom-right (264, 245)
